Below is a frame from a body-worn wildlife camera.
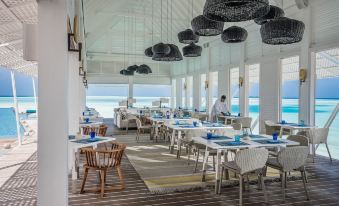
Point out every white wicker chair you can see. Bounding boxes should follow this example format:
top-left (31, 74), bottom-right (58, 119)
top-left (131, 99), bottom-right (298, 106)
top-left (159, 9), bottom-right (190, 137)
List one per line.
top-left (220, 148), bottom-right (269, 206)
top-left (135, 118), bottom-right (152, 142)
top-left (266, 146), bottom-right (310, 202)
top-left (308, 128), bottom-right (332, 163)
top-left (234, 117), bottom-right (252, 134)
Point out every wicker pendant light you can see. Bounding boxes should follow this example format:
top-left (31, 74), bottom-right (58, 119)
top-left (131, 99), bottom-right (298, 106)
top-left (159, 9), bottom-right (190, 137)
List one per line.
top-left (120, 69), bottom-right (134, 76)
top-left (203, 0), bottom-right (270, 22)
top-left (137, 64), bottom-right (153, 74)
top-left (260, 17), bottom-right (305, 45)
top-left (254, 5), bottom-right (285, 25)
top-left (144, 47), bottom-right (153, 57)
top-left (178, 29), bottom-right (199, 44)
top-left (153, 44), bottom-right (183, 61)
top-left (191, 15), bottom-right (224, 36)
top-left (221, 26), bottom-right (248, 43)
top-left (127, 65), bottom-right (139, 72)
top-left (183, 43), bottom-right (202, 57)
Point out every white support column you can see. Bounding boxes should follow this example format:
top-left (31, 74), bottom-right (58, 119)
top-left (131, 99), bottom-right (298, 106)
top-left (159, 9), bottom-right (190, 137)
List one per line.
top-left (10, 71), bottom-right (21, 146)
top-left (218, 69), bottom-right (228, 109)
top-left (68, 53), bottom-right (80, 134)
top-left (259, 58), bottom-right (281, 133)
top-left (176, 78), bottom-right (182, 108)
top-left (37, 0), bottom-right (69, 205)
top-left (32, 77), bottom-right (38, 112)
top-left (128, 76), bottom-right (133, 105)
top-left (207, 72), bottom-right (213, 113)
top-left (299, 6), bottom-right (315, 125)
top-left (239, 42), bottom-right (248, 116)
top-left (193, 73), bottom-right (201, 111)
top-left (79, 79), bottom-right (86, 115)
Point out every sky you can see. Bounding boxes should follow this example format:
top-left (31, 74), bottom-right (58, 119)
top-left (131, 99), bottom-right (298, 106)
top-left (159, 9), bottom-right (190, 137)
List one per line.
top-left (1, 68), bottom-right (339, 98)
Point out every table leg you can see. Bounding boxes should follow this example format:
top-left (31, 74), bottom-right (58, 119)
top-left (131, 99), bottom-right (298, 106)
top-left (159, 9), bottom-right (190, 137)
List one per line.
top-left (169, 130), bottom-right (176, 154)
top-left (72, 148), bottom-right (79, 180)
top-left (201, 146), bottom-right (210, 182)
top-left (279, 126), bottom-right (284, 138)
top-left (215, 149), bottom-right (222, 194)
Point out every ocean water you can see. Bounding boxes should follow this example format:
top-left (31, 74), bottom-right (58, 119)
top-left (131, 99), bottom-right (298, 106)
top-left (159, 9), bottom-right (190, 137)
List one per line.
top-left (1, 96), bottom-right (338, 159)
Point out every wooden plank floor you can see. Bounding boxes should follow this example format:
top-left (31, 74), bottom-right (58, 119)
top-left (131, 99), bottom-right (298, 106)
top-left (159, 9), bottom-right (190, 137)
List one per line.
top-left (1, 151), bottom-right (339, 205)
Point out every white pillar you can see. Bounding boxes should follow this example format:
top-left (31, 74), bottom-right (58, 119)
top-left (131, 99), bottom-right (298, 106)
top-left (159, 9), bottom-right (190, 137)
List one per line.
top-left (299, 6), bottom-right (315, 125)
top-left (68, 53), bottom-right (80, 134)
top-left (239, 42), bottom-right (248, 116)
top-left (37, 0), bottom-right (69, 205)
top-left (128, 76), bottom-right (133, 106)
top-left (193, 73), bottom-right (201, 111)
top-left (32, 77), bottom-right (38, 112)
top-left (10, 71), bottom-right (22, 146)
top-left (176, 78), bottom-right (182, 108)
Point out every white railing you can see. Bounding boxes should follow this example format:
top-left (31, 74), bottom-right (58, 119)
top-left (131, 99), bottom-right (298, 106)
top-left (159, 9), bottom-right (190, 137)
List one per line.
top-left (324, 102), bottom-right (339, 128)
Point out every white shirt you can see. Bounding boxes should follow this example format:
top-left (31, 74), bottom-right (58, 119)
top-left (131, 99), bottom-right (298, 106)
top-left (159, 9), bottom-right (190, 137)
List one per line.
top-left (210, 99), bottom-right (228, 121)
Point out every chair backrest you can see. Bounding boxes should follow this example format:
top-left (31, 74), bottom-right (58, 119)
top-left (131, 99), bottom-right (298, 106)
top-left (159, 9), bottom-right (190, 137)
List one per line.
top-left (235, 148), bottom-right (269, 174)
top-left (82, 143), bottom-right (126, 168)
top-left (264, 120), bottom-right (279, 135)
top-left (235, 117), bottom-right (252, 128)
top-left (232, 123), bottom-right (242, 130)
top-left (184, 129), bottom-right (204, 141)
top-left (97, 124), bottom-right (108, 137)
top-left (287, 135), bottom-right (309, 147)
top-left (136, 118), bottom-right (142, 129)
top-left (308, 127), bottom-right (329, 144)
top-left (82, 126), bottom-right (91, 135)
top-left (277, 146), bottom-right (309, 172)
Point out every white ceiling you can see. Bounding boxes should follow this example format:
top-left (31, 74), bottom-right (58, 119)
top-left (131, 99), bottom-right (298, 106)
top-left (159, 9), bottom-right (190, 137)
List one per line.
top-left (83, 0), bottom-right (298, 72)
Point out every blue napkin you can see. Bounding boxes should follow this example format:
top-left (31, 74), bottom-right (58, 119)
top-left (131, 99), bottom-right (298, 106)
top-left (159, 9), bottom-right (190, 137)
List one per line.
top-left (202, 135), bottom-right (232, 140)
top-left (215, 141), bottom-right (249, 146)
top-left (253, 139), bottom-right (286, 144)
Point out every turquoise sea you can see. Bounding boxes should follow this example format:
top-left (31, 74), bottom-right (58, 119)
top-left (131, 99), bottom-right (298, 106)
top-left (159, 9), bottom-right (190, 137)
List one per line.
top-left (0, 96), bottom-right (338, 159)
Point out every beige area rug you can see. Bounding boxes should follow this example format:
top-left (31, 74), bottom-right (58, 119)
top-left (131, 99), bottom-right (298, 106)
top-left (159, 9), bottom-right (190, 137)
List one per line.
top-left (115, 134), bottom-right (312, 194)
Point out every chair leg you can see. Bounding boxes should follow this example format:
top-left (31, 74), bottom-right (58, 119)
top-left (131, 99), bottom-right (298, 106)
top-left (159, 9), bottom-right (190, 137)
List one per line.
top-left (80, 168), bottom-right (89, 194)
top-left (284, 172), bottom-right (287, 188)
top-left (187, 146), bottom-right (191, 165)
top-left (100, 170), bottom-right (105, 197)
top-left (212, 155), bottom-right (216, 171)
top-left (219, 167), bottom-right (223, 194)
top-left (239, 175), bottom-right (243, 206)
top-left (281, 172), bottom-right (286, 203)
top-left (246, 175), bottom-right (250, 191)
top-left (325, 143), bottom-right (332, 163)
top-left (301, 170), bottom-right (310, 200)
top-left (116, 166), bottom-right (126, 189)
top-left (194, 149), bottom-right (200, 173)
top-left (260, 174), bottom-right (268, 204)
top-left (312, 143), bottom-right (316, 163)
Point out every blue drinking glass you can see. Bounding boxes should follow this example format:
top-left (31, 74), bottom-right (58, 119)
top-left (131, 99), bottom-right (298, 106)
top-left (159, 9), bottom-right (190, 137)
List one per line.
top-left (235, 135), bottom-right (241, 142)
top-left (207, 133), bottom-right (213, 139)
top-left (281, 120), bottom-right (286, 124)
top-left (85, 118), bottom-right (89, 123)
top-left (238, 113), bottom-right (241, 117)
top-left (193, 121), bottom-right (197, 127)
top-left (90, 131), bottom-right (96, 139)
top-left (272, 132), bottom-right (278, 141)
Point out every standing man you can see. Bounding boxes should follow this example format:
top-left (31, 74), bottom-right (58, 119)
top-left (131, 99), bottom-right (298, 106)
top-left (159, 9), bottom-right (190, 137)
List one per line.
top-left (210, 95), bottom-right (229, 122)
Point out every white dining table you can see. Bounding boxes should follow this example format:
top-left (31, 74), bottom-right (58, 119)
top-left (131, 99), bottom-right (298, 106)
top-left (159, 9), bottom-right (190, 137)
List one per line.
top-left (166, 122), bottom-right (233, 154)
top-left (193, 135), bottom-right (299, 194)
top-left (218, 115), bottom-right (248, 124)
top-left (68, 136), bottom-right (116, 180)
top-left (271, 122), bottom-right (316, 137)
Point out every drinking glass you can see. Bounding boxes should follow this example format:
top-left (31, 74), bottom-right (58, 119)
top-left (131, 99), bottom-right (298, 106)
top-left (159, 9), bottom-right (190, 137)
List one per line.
top-left (234, 135), bottom-right (241, 142)
top-left (90, 131), bottom-right (96, 139)
top-left (272, 132), bottom-right (278, 141)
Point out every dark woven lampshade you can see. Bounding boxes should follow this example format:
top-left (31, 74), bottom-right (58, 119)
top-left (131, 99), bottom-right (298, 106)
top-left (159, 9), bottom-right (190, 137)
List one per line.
top-left (203, 0), bottom-right (270, 22)
top-left (183, 43), bottom-right (202, 57)
top-left (127, 65), bottom-right (139, 72)
top-left (191, 15), bottom-right (224, 36)
top-left (152, 42), bottom-right (171, 56)
top-left (221, 26), bottom-right (248, 43)
top-left (137, 64), bottom-right (152, 74)
top-left (153, 44), bottom-right (183, 61)
top-left (260, 17), bottom-right (305, 45)
top-left (254, 5), bottom-right (285, 25)
top-left (178, 29), bottom-right (200, 44)
top-left (120, 69), bottom-right (134, 76)
top-left (144, 47), bottom-right (153, 57)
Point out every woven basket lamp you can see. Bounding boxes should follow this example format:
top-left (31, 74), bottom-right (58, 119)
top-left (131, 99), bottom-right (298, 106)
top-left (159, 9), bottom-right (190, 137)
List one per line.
top-left (144, 47), bottom-right (153, 57)
top-left (153, 44), bottom-right (183, 61)
top-left (183, 43), bottom-right (202, 57)
top-left (260, 17), bottom-right (305, 45)
top-left (254, 5), bottom-right (285, 25)
top-left (191, 15), bottom-right (224, 36)
top-left (221, 26), bottom-right (248, 43)
top-left (178, 29), bottom-right (200, 44)
top-left (203, 0), bottom-right (270, 22)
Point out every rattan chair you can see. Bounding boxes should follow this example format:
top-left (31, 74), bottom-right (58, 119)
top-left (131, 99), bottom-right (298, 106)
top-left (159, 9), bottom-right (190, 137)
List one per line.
top-left (234, 117), bottom-right (252, 134)
top-left (266, 146), bottom-right (310, 202)
top-left (136, 118), bottom-right (152, 142)
top-left (80, 142), bottom-right (126, 197)
top-left (308, 128), bottom-right (332, 163)
top-left (96, 124), bottom-right (108, 136)
top-left (220, 148), bottom-right (269, 206)
top-left (264, 120), bottom-right (290, 135)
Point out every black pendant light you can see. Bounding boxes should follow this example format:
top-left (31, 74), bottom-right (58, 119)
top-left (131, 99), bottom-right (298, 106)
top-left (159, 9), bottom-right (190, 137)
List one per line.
top-left (178, 29), bottom-right (199, 44)
top-left (127, 65), bottom-right (139, 72)
top-left (183, 43), bottom-right (202, 57)
top-left (152, 42), bottom-right (171, 57)
top-left (254, 5), bottom-right (285, 25)
top-left (137, 64), bottom-right (152, 74)
top-left (221, 26), bottom-right (248, 43)
top-left (203, 0), bottom-right (270, 22)
top-left (191, 15), bottom-right (224, 36)
top-left (120, 69), bottom-right (134, 76)
top-left (144, 47), bottom-right (153, 57)
top-left (153, 44), bottom-right (183, 61)
top-left (260, 17), bottom-right (305, 45)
